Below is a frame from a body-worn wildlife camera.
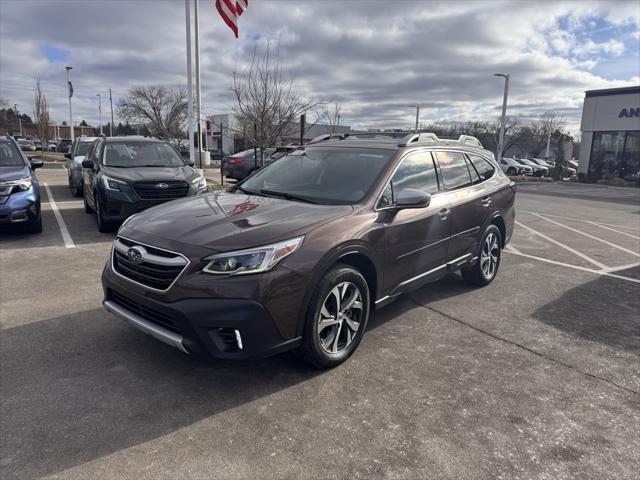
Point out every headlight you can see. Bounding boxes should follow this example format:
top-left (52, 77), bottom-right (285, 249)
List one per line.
top-left (191, 175), bottom-right (206, 191)
top-left (202, 236), bottom-right (304, 275)
top-left (102, 175), bottom-right (126, 191)
top-left (4, 176), bottom-right (32, 192)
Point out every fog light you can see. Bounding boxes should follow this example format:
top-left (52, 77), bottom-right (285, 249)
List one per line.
top-left (234, 329), bottom-right (243, 350)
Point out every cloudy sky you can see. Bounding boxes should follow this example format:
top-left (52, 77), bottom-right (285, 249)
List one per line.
top-left (1, 0), bottom-right (638, 136)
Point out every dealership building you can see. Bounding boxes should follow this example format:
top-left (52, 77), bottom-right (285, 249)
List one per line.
top-left (578, 86), bottom-right (640, 182)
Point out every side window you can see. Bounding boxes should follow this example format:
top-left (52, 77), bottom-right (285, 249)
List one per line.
top-left (379, 152), bottom-right (438, 207)
top-left (436, 151), bottom-right (472, 190)
top-left (468, 154), bottom-right (496, 181)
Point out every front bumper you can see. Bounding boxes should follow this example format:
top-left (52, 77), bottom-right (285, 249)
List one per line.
top-left (0, 188), bottom-right (40, 225)
top-left (101, 259), bottom-right (304, 360)
top-left (100, 188), bottom-right (199, 223)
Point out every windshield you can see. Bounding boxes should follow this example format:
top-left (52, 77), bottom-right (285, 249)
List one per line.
top-left (0, 142), bottom-right (26, 167)
top-left (76, 142), bottom-right (91, 156)
top-left (103, 141), bottom-right (186, 168)
top-left (239, 147), bottom-right (395, 205)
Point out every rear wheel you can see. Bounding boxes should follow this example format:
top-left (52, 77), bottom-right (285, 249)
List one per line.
top-left (462, 224), bottom-right (502, 286)
top-left (301, 264), bottom-right (370, 369)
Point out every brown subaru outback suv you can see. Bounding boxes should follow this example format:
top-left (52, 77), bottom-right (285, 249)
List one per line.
top-left (102, 133), bottom-right (515, 368)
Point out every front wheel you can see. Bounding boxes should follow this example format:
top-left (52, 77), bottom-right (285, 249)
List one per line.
top-left (83, 189), bottom-right (93, 213)
top-left (96, 196), bottom-right (112, 233)
top-left (506, 167), bottom-right (517, 176)
top-left (461, 224), bottom-right (502, 286)
top-left (301, 264), bottom-right (370, 369)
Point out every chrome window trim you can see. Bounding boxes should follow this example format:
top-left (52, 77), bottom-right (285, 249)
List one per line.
top-left (111, 235), bottom-right (191, 293)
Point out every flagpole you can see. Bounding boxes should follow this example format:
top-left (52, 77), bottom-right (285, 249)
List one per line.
top-left (194, 0), bottom-right (203, 169)
top-left (185, 0), bottom-right (194, 165)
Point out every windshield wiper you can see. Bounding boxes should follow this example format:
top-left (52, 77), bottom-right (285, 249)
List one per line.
top-left (259, 189), bottom-right (317, 204)
top-left (234, 185), bottom-right (256, 195)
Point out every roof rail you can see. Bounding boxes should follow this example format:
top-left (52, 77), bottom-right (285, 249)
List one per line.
top-left (457, 135), bottom-right (483, 148)
top-left (397, 132), bottom-right (439, 147)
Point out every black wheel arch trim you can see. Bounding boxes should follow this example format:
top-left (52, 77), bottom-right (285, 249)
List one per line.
top-left (294, 242), bottom-right (382, 338)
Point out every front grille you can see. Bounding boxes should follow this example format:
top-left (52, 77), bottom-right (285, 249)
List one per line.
top-left (108, 289), bottom-right (178, 333)
top-left (112, 237), bottom-right (188, 291)
top-left (133, 180), bottom-right (189, 200)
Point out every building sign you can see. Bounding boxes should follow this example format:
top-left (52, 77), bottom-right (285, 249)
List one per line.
top-left (619, 107), bottom-right (640, 118)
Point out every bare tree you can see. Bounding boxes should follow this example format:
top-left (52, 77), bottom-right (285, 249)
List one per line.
top-left (232, 41), bottom-right (321, 157)
top-left (33, 76), bottom-right (50, 144)
top-left (322, 102), bottom-right (342, 135)
top-left (526, 112), bottom-right (567, 158)
top-left (117, 85), bottom-right (188, 141)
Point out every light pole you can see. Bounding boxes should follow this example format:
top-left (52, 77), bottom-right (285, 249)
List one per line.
top-left (109, 88), bottom-right (114, 136)
top-left (13, 104), bottom-right (22, 136)
top-left (97, 94), bottom-right (103, 135)
top-left (66, 66), bottom-right (74, 141)
top-left (494, 73), bottom-right (510, 162)
top-left (411, 105), bottom-right (420, 133)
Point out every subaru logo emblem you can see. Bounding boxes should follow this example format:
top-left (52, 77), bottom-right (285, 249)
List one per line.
top-left (156, 183), bottom-right (169, 189)
top-left (127, 246), bottom-right (146, 264)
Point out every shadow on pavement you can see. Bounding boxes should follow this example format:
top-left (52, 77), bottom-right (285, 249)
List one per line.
top-left (0, 296), bottom-right (425, 479)
top-left (532, 274), bottom-right (640, 353)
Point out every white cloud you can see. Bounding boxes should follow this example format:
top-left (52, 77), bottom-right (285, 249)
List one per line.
top-left (0, 0), bottom-right (638, 137)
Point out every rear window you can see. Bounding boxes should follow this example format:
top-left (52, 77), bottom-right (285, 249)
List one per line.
top-left (436, 151), bottom-right (472, 190)
top-left (468, 154), bottom-right (496, 181)
top-left (0, 141), bottom-right (25, 167)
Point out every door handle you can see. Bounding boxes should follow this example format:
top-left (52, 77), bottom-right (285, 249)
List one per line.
top-left (438, 208), bottom-right (450, 220)
top-left (481, 196), bottom-right (492, 207)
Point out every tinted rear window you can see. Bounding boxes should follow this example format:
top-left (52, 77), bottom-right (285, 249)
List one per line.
top-left (436, 151), bottom-right (472, 190)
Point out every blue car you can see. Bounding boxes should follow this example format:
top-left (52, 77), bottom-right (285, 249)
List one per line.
top-left (0, 135), bottom-right (44, 233)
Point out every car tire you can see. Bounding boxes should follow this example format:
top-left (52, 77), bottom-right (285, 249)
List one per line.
top-left (26, 216), bottom-right (42, 234)
top-left (95, 196), bottom-right (112, 233)
top-left (462, 224), bottom-right (502, 286)
top-left (301, 264), bottom-right (370, 369)
top-left (507, 167), bottom-right (517, 176)
top-left (83, 190), bottom-right (93, 213)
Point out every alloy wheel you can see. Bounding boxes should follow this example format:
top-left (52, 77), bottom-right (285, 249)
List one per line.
top-left (317, 282), bottom-right (363, 354)
top-left (480, 232), bottom-right (499, 279)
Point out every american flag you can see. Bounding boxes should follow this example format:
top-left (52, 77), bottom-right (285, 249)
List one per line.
top-left (216, 0), bottom-right (248, 38)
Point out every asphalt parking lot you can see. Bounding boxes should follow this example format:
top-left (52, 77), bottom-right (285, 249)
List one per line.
top-left (1, 167), bottom-right (639, 480)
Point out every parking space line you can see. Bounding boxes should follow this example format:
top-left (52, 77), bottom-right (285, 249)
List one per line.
top-left (584, 222), bottom-right (640, 240)
top-left (505, 244), bottom-right (521, 254)
top-left (515, 220), bottom-right (608, 270)
top-left (601, 262), bottom-right (640, 273)
top-left (504, 250), bottom-right (640, 285)
top-left (520, 211), bottom-right (640, 232)
top-left (43, 182), bottom-right (75, 248)
top-left (528, 212), bottom-right (640, 258)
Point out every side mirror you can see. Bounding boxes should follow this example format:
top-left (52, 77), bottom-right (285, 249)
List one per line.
top-left (185, 158), bottom-right (195, 167)
top-left (30, 159), bottom-right (44, 169)
top-left (396, 188), bottom-right (431, 209)
top-left (82, 159), bottom-right (94, 169)
top-left (64, 152), bottom-right (72, 159)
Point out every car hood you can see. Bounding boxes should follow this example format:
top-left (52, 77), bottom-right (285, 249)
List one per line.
top-left (0, 165), bottom-right (30, 182)
top-left (102, 165), bottom-right (198, 183)
top-left (123, 191), bottom-right (353, 252)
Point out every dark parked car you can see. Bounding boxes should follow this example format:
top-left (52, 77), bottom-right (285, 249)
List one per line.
top-left (66, 136), bottom-right (97, 197)
top-left (56, 138), bottom-right (72, 153)
top-left (102, 132), bottom-right (516, 368)
top-left (0, 135), bottom-right (44, 233)
top-left (222, 148), bottom-right (276, 180)
top-left (82, 136), bottom-right (206, 232)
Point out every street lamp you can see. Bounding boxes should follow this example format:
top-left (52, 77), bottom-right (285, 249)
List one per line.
top-left (97, 94), bottom-right (103, 135)
top-left (66, 66), bottom-right (74, 141)
top-left (411, 105), bottom-right (420, 133)
top-left (494, 73), bottom-right (510, 162)
top-left (13, 104), bottom-right (22, 136)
